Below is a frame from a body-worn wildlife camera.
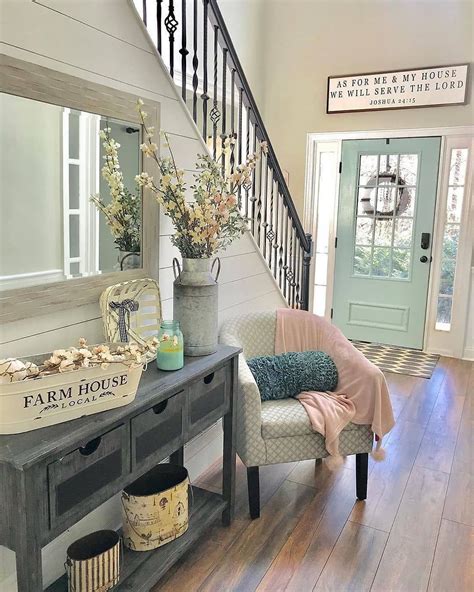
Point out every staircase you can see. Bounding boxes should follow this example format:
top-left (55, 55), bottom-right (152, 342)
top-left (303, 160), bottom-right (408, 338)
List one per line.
top-left (135, 0), bottom-right (312, 309)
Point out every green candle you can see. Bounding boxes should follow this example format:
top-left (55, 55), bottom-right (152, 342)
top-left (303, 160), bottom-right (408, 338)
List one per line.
top-left (157, 320), bottom-right (184, 371)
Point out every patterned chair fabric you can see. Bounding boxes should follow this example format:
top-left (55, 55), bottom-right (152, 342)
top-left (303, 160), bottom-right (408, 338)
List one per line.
top-left (220, 311), bottom-right (373, 467)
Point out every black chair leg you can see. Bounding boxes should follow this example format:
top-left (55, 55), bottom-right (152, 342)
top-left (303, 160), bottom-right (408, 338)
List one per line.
top-left (247, 466), bottom-right (260, 519)
top-left (356, 453), bottom-right (368, 500)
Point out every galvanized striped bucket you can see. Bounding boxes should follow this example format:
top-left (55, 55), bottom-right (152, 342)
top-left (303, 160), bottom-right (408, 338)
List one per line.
top-left (66, 530), bottom-right (120, 592)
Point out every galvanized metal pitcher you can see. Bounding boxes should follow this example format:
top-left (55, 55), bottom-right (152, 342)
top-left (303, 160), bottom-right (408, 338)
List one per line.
top-left (173, 257), bottom-right (220, 356)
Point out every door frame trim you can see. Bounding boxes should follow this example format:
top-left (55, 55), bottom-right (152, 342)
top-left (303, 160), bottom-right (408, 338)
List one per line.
top-left (304, 125), bottom-right (474, 356)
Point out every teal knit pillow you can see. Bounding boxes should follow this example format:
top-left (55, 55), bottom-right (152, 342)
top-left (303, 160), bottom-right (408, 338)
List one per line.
top-left (247, 351), bottom-right (338, 402)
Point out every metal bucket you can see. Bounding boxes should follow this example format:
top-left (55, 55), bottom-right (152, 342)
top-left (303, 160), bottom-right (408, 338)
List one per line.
top-left (66, 529), bottom-right (120, 592)
top-left (173, 257), bottom-right (220, 356)
top-left (122, 464), bottom-right (189, 552)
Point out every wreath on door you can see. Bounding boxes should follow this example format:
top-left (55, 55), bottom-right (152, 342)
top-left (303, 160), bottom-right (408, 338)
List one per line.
top-left (359, 172), bottom-right (411, 218)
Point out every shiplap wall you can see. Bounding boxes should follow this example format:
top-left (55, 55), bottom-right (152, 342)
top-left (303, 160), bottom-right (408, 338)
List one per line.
top-left (0, 1), bottom-right (285, 588)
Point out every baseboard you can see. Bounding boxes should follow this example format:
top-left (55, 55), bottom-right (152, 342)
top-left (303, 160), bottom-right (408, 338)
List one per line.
top-left (462, 347), bottom-right (474, 361)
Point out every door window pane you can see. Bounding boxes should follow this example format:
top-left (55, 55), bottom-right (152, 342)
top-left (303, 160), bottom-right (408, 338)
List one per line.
top-left (374, 219), bottom-right (393, 246)
top-left (353, 151), bottom-right (418, 280)
top-left (359, 155), bottom-right (378, 185)
top-left (446, 187), bottom-right (463, 222)
top-left (355, 218), bottom-right (373, 246)
top-left (398, 154), bottom-right (418, 185)
top-left (354, 246), bottom-right (371, 276)
top-left (391, 249), bottom-right (411, 279)
top-left (436, 296), bottom-right (452, 328)
top-left (371, 247), bottom-right (391, 277)
top-left (394, 219), bottom-right (413, 248)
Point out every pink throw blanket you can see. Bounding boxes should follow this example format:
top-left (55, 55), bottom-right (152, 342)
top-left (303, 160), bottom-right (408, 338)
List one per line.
top-left (275, 308), bottom-right (394, 458)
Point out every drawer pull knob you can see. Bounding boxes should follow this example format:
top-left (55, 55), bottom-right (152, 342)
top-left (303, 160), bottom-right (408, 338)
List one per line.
top-left (79, 437), bottom-right (102, 456)
top-left (203, 372), bottom-right (215, 385)
top-left (152, 400), bottom-right (168, 414)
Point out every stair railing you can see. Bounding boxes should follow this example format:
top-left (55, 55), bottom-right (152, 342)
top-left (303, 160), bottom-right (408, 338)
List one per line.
top-left (137, 0), bottom-right (313, 309)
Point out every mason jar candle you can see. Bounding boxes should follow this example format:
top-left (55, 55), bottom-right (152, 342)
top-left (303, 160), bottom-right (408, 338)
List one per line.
top-left (156, 320), bottom-right (184, 371)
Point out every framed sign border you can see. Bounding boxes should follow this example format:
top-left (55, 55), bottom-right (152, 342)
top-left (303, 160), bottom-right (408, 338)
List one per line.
top-left (326, 63), bottom-right (470, 114)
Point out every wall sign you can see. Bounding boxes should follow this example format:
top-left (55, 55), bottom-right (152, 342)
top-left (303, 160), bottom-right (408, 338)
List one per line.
top-left (327, 64), bottom-right (469, 113)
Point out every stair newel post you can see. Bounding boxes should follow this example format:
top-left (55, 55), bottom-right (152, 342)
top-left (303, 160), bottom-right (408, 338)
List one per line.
top-left (201, 0), bottom-right (209, 140)
top-left (221, 47), bottom-right (228, 174)
top-left (165, 0), bottom-right (178, 78)
top-left (301, 233), bottom-right (313, 312)
top-left (180, 0), bottom-right (188, 101)
top-left (156, 0), bottom-right (163, 53)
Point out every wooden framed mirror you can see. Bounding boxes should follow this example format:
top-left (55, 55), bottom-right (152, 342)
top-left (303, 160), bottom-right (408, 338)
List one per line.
top-left (0, 54), bottom-right (160, 324)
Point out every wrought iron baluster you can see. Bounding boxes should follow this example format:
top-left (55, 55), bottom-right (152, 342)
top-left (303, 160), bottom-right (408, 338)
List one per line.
top-left (256, 147), bottom-right (263, 247)
top-left (282, 205), bottom-right (289, 299)
top-left (273, 188), bottom-right (280, 281)
top-left (237, 87), bottom-right (243, 208)
top-left (288, 224), bottom-right (295, 307)
top-left (278, 198), bottom-right (285, 292)
top-left (165, 1), bottom-right (178, 78)
top-left (180, 0), bottom-right (188, 101)
top-left (230, 69), bottom-right (236, 174)
top-left (267, 174), bottom-right (275, 271)
top-left (210, 25), bottom-right (220, 160)
top-left (262, 162), bottom-right (269, 260)
top-left (250, 125), bottom-right (257, 234)
top-left (295, 241), bottom-right (301, 309)
top-left (244, 107), bottom-right (251, 219)
top-left (221, 47), bottom-right (228, 172)
top-left (156, 0), bottom-right (163, 53)
top-left (191, 0), bottom-right (199, 122)
top-left (201, 0), bottom-right (209, 140)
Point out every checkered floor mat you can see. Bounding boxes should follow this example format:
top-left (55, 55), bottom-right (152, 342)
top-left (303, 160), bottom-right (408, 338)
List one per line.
top-left (352, 341), bottom-right (439, 379)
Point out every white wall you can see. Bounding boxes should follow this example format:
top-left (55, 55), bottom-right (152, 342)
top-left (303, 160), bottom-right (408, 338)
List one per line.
top-left (0, 1), bottom-right (285, 588)
top-left (224, 0), bottom-right (474, 214)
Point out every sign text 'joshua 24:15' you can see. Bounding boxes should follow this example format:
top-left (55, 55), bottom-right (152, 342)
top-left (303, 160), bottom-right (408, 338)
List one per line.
top-left (327, 64), bottom-right (469, 113)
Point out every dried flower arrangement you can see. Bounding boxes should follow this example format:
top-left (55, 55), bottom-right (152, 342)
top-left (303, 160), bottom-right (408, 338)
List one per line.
top-left (134, 99), bottom-right (267, 259)
top-left (90, 127), bottom-right (141, 254)
top-left (0, 338), bottom-right (158, 384)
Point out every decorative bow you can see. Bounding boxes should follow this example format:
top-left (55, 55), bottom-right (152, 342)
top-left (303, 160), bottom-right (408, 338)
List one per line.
top-left (109, 299), bottom-right (139, 343)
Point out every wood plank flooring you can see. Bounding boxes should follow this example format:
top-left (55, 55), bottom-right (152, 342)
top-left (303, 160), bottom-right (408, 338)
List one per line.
top-left (154, 357), bottom-right (473, 592)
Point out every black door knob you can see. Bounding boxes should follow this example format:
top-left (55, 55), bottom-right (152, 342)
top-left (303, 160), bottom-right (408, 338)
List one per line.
top-left (420, 256), bottom-right (428, 263)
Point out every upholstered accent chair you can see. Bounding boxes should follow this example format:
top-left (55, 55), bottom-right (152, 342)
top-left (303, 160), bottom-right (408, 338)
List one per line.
top-left (220, 311), bottom-right (374, 519)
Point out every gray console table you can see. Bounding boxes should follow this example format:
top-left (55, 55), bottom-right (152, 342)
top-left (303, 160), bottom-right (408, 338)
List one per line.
top-left (0, 344), bottom-right (240, 591)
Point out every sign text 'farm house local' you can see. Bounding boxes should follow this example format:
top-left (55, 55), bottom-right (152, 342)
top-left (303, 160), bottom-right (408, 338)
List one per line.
top-left (327, 64), bottom-right (469, 113)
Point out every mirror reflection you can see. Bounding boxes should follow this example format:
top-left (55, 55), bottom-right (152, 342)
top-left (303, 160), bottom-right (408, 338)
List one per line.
top-left (0, 93), bottom-right (142, 291)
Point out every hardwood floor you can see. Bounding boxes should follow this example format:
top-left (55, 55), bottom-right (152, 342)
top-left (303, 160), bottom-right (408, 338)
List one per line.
top-left (155, 357), bottom-right (473, 592)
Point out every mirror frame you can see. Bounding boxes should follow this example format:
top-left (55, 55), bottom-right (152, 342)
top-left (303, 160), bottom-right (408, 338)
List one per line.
top-left (0, 54), bottom-right (160, 324)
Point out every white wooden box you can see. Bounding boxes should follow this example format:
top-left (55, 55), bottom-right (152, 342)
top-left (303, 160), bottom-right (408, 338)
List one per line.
top-left (0, 353), bottom-right (144, 434)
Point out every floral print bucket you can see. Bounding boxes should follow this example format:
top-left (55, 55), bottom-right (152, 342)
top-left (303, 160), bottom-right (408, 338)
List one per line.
top-left (122, 464), bottom-right (189, 551)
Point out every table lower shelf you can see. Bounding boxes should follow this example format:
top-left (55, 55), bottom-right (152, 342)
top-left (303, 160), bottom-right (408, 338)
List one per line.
top-left (46, 487), bottom-right (226, 592)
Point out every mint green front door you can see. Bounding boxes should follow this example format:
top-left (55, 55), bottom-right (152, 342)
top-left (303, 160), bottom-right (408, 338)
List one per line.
top-left (333, 137), bottom-right (441, 349)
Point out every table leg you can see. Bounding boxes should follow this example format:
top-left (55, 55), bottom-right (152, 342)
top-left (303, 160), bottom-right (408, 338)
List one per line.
top-left (222, 356), bottom-right (238, 526)
top-left (15, 536), bottom-right (43, 591)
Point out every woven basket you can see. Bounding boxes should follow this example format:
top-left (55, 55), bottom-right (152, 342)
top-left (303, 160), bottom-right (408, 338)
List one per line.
top-left (100, 278), bottom-right (162, 360)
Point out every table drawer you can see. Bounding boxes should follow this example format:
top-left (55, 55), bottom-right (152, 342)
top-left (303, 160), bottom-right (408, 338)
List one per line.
top-left (131, 391), bottom-right (185, 470)
top-left (48, 424), bottom-right (127, 529)
top-left (188, 365), bottom-right (229, 438)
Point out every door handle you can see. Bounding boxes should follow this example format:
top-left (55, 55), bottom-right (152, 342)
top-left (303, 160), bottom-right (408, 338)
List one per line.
top-left (421, 233), bottom-right (431, 250)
